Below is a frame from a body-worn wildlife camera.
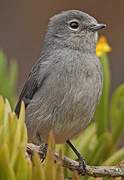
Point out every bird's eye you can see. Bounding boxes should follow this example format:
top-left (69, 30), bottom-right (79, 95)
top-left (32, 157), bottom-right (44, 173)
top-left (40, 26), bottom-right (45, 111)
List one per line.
top-left (68, 20), bottom-right (80, 31)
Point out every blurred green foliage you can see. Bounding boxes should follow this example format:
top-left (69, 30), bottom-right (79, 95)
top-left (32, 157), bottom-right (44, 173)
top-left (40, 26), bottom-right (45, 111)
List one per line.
top-left (0, 50), bottom-right (17, 107)
top-left (0, 98), bottom-right (71, 180)
top-left (0, 47), bottom-right (124, 180)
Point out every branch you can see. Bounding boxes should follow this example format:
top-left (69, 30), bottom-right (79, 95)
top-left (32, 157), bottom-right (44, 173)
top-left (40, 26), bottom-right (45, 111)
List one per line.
top-left (27, 143), bottom-right (124, 178)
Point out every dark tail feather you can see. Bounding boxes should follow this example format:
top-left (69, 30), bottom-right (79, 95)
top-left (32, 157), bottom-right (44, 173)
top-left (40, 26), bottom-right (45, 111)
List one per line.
top-left (15, 100), bottom-right (21, 118)
top-left (15, 98), bottom-right (29, 118)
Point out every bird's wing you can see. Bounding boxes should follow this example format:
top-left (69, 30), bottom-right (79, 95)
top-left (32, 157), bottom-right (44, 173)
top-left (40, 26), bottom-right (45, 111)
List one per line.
top-left (15, 57), bottom-right (50, 117)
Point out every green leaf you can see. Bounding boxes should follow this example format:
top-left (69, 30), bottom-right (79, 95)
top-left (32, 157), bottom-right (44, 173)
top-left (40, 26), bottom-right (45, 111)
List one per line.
top-left (27, 161), bottom-right (32, 180)
top-left (103, 147), bottom-right (124, 165)
top-left (7, 113), bottom-right (23, 167)
top-left (14, 148), bottom-right (28, 180)
top-left (6, 60), bottom-right (17, 106)
top-left (0, 144), bottom-right (15, 180)
top-left (87, 132), bottom-right (112, 165)
top-left (0, 96), bottom-right (5, 124)
top-left (95, 53), bottom-right (110, 137)
top-left (55, 159), bottom-right (64, 180)
top-left (32, 153), bottom-right (45, 180)
top-left (0, 51), bottom-right (7, 85)
top-left (2, 99), bottom-right (12, 143)
top-left (44, 133), bottom-right (56, 180)
top-left (111, 84), bottom-right (124, 145)
top-left (0, 51), bottom-right (17, 106)
top-left (18, 101), bottom-right (27, 145)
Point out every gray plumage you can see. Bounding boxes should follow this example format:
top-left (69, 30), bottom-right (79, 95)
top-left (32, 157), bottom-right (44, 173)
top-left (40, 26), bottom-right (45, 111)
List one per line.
top-left (15, 10), bottom-right (104, 144)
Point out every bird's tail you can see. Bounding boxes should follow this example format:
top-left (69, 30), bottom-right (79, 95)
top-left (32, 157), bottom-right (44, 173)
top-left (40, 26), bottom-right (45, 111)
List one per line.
top-left (14, 100), bottom-right (21, 118)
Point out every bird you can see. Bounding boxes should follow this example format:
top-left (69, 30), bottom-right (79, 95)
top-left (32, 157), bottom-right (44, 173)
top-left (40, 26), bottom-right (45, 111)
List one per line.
top-left (15, 10), bottom-right (106, 173)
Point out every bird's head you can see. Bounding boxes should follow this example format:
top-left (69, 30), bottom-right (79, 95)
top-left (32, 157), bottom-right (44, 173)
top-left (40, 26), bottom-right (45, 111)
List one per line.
top-left (44, 10), bottom-right (106, 51)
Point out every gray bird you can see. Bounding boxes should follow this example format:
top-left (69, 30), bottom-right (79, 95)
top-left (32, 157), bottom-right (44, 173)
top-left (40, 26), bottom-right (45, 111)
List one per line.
top-left (15, 10), bottom-right (105, 173)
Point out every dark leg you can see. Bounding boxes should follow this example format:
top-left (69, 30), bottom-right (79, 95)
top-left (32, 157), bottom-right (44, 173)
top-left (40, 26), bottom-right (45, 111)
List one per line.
top-left (66, 140), bottom-right (87, 175)
top-left (37, 133), bottom-right (48, 162)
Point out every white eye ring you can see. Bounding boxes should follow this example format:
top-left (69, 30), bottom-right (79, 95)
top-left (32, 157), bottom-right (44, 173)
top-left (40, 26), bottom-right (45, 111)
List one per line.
top-left (68, 19), bottom-right (80, 31)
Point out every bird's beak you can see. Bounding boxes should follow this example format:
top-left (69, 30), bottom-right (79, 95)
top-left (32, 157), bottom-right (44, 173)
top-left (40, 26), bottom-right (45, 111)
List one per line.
top-left (89, 24), bottom-right (106, 32)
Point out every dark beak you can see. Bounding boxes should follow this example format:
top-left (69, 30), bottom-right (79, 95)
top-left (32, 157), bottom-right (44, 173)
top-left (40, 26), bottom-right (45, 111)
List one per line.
top-left (89, 24), bottom-right (106, 32)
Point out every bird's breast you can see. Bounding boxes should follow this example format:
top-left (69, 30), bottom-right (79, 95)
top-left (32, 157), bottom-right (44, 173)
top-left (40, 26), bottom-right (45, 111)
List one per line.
top-left (26, 53), bottom-right (103, 144)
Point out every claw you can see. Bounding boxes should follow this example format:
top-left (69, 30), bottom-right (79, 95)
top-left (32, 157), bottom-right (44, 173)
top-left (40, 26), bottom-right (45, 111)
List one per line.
top-left (78, 156), bottom-right (87, 175)
top-left (40, 144), bottom-right (48, 162)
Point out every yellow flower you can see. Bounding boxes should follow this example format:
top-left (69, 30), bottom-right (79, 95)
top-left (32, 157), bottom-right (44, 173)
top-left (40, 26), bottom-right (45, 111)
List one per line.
top-left (96, 36), bottom-right (111, 57)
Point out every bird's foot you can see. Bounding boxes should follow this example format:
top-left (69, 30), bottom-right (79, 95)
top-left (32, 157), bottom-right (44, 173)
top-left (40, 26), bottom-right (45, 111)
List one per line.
top-left (39, 143), bottom-right (48, 162)
top-left (77, 154), bottom-right (87, 175)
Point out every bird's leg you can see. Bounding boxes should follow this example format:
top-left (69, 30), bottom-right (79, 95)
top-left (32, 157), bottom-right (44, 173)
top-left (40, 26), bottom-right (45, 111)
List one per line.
top-left (37, 133), bottom-right (48, 162)
top-left (66, 140), bottom-right (86, 175)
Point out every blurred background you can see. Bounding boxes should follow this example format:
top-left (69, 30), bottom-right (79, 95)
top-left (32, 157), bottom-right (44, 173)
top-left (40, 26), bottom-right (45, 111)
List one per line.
top-left (0, 0), bottom-right (124, 94)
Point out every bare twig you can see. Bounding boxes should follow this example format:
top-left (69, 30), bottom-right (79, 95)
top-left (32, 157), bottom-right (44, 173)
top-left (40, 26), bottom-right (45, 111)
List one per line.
top-left (27, 143), bottom-right (124, 178)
